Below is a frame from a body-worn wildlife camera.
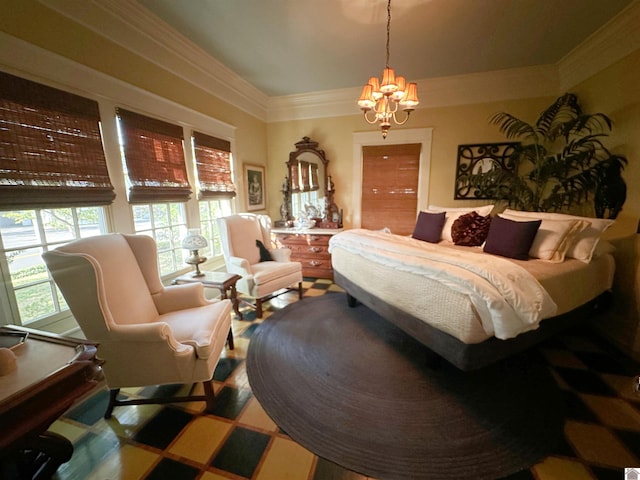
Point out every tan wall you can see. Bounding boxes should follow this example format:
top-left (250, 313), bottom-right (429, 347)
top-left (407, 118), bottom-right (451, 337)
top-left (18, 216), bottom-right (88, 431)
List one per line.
top-left (266, 98), bottom-right (555, 226)
top-left (569, 49), bottom-right (640, 356)
top-left (571, 49), bottom-right (640, 238)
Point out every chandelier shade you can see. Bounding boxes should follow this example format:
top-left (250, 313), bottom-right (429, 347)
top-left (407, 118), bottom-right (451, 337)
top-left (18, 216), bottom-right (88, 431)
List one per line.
top-left (357, 0), bottom-right (419, 138)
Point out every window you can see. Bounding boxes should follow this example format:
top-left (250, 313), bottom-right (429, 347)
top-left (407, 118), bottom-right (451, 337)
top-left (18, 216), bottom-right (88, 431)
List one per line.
top-left (0, 207), bottom-right (109, 325)
top-left (192, 131), bottom-right (236, 259)
top-left (132, 203), bottom-right (187, 277)
top-left (361, 143), bottom-right (421, 235)
top-left (117, 109), bottom-right (193, 276)
top-left (199, 199), bottom-right (233, 259)
top-left (0, 71), bottom-right (114, 326)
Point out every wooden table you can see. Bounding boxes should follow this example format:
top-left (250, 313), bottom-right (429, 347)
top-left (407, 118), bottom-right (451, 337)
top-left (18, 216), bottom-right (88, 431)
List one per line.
top-left (173, 271), bottom-right (243, 321)
top-left (0, 325), bottom-right (103, 479)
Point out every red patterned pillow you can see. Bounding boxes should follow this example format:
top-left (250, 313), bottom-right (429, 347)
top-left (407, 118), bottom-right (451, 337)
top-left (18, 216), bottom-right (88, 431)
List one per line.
top-left (451, 211), bottom-right (492, 246)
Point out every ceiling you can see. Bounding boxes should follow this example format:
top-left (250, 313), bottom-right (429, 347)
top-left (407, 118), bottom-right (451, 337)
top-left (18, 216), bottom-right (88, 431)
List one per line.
top-left (133, 0), bottom-right (634, 97)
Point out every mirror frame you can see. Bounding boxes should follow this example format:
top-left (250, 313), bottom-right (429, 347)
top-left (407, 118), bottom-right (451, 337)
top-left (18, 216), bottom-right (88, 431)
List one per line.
top-left (277, 136), bottom-right (340, 228)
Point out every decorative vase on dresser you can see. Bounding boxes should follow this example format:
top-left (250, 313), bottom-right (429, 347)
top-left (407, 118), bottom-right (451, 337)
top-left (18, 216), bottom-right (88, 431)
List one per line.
top-left (272, 227), bottom-right (343, 280)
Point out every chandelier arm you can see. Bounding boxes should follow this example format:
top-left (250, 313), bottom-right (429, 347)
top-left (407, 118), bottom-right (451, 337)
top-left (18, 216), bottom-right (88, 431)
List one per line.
top-left (392, 110), bottom-right (413, 126)
top-left (363, 110), bottom-right (380, 125)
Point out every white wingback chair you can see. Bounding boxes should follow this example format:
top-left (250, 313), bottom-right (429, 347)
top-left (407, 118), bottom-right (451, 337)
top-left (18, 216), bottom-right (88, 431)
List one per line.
top-left (42, 233), bottom-right (233, 418)
top-left (216, 214), bottom-right (303, 317)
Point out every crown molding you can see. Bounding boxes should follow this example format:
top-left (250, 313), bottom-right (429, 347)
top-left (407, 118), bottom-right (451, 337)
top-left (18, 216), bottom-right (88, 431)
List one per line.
top-left (37, 0), bottom-right (640, 123)
top-left (0, 31), bottom-right (235, 139)
top-left (267, 65), bottom-right (559, 122)
top-left (558, 0), bottom-right (640, 90)
top-left (39, 0), bottom-right (269, 121)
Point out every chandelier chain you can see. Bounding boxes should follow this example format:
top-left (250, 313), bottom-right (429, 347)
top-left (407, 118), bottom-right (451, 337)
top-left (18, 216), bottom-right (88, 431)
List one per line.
top-left (386, 0), bottom-right (391, 68)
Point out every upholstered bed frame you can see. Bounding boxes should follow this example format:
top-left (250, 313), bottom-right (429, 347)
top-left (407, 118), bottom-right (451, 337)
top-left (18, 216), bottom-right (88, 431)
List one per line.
top-left (334, 270), bottom-right (611, 371)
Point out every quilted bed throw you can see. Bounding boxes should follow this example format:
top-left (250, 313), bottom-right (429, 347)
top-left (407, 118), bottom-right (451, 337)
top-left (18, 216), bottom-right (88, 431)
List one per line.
top-left (329, 229), bottom-right (557, 340)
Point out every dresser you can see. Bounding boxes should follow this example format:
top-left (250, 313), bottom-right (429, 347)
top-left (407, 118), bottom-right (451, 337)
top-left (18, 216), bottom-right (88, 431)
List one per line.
top-left (272, 228), bottom-right (343, 280)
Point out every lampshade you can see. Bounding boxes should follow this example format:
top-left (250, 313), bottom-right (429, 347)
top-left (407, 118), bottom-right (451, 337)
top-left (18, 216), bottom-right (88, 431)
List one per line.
top-left (357, 84), bottom-right (375, 110)
top-left (400, 83), bottom-right (420, 110)
top-left (182, 229), bottom-right (208, 250)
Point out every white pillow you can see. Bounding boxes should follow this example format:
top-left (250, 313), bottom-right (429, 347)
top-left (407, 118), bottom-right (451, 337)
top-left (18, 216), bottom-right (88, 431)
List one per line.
top-left (502, 209), bottom-right (614, 263)
top-left (592, 239), bottom-right (616, 258)
top-left (427, 205), bottom-right (494, 242)
top-left (499, 213), bottom-right (590, 262)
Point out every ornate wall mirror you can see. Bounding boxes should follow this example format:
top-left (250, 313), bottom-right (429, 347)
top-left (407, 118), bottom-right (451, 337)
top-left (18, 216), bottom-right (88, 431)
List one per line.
top-left (277, 137), bottom-right (341, 228)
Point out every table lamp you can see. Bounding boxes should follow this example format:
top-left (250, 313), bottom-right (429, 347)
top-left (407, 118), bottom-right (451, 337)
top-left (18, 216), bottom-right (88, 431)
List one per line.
top-left (182, 229), bottom-right (208, 277)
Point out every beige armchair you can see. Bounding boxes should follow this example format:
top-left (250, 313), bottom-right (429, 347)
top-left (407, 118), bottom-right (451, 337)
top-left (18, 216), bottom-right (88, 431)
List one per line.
top-left (217, 214), bottom-right (303, 318)
top-left (42, 233), bottom-right (233, 418)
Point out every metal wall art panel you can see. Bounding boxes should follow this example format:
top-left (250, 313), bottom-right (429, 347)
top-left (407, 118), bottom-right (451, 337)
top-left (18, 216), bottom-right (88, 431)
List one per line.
top-left (454, 142), bottom-right (519, 200)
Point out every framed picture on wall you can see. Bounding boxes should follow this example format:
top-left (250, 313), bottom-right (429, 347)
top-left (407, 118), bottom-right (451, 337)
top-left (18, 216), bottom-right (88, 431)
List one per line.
top-left (244, 163), bottom-right (266, 211)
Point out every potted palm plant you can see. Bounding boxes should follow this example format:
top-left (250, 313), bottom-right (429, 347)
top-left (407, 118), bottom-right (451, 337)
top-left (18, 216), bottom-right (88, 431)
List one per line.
top-left (476, 93), bottom-right (627, 219)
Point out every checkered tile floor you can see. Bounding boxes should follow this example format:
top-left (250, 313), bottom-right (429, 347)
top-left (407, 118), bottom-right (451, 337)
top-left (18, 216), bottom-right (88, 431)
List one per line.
top-left (39, 278), bottom-right (640, 479)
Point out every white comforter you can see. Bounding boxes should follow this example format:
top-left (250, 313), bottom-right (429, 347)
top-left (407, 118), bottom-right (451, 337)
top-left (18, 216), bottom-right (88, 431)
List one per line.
top-left (328, 229), bottom-right (558, 340)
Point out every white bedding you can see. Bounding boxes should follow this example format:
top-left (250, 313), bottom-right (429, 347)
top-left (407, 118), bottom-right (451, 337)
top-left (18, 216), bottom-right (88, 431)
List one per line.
top-left (329, 229), bottom-right (558, 340)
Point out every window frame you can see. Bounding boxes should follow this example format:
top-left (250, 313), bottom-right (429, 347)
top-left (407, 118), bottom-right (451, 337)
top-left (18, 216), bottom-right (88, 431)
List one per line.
top-left (131, 202), bottom-right (189, 278)
top-left (0, 206), bottom-right (110, 328)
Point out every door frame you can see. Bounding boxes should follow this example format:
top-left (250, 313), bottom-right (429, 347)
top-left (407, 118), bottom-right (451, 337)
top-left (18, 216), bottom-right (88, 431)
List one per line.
top-left (352, 128), bottom-right (433, 228)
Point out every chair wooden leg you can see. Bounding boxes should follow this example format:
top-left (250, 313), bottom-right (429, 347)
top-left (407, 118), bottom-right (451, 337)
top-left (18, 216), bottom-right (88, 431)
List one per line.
top-left (298, 281), bottom-right (303, 299)
top-left (104, 388), bottom-right (120, 419)
top-left (256, 298), bottom-right (263, 318)
top-left (203, 380), bottom-right (216, 413)
top-left (103, 383), bottom-right (221, 416)
top-left (227, 327), bottom-right (235, 350)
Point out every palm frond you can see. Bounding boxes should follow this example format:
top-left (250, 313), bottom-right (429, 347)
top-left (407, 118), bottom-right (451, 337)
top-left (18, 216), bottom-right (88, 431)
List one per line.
top-left (489, 112), bottom-right (537, 141)
top-left (535, 93), bottom-right (578, 139)
top-left (488, 93), bottom-right (628, 217)
top-left (571, 113), bottom-right (612, 136)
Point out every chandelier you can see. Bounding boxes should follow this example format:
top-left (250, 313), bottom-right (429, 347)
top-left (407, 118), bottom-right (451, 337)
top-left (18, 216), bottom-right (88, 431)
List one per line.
top-left (357, 0), bottom-right (419, 139)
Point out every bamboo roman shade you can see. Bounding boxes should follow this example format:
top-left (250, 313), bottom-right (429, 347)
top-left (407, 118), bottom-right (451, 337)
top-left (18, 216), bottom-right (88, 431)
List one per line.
top-left (192, 131), bottom-right (236, 198)
top-left (361, 143), bottom-right (421, 236)
top-left (0, 71), bottom-right (115, 209)
top-left (117, 108), bottom-right (191, 203)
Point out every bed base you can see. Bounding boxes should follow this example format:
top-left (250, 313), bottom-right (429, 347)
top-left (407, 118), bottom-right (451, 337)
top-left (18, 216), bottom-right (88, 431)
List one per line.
top-left (334, 270), bottom-right (612, 371)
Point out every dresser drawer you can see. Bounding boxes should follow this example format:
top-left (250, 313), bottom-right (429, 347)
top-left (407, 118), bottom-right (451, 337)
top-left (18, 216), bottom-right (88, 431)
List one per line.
top-left (285, 243), bottom-right (330, 257)
top-left (298, 258), bottom-right (333, 280)
top-left (273, 231), bottom-right (336, 280)
top-left (276, 233), bottom-right (330, 246)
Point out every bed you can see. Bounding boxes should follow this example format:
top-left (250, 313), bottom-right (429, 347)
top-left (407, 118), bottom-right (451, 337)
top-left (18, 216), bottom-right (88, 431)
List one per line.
top-left (328, 207), bottom-right (616, 370)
